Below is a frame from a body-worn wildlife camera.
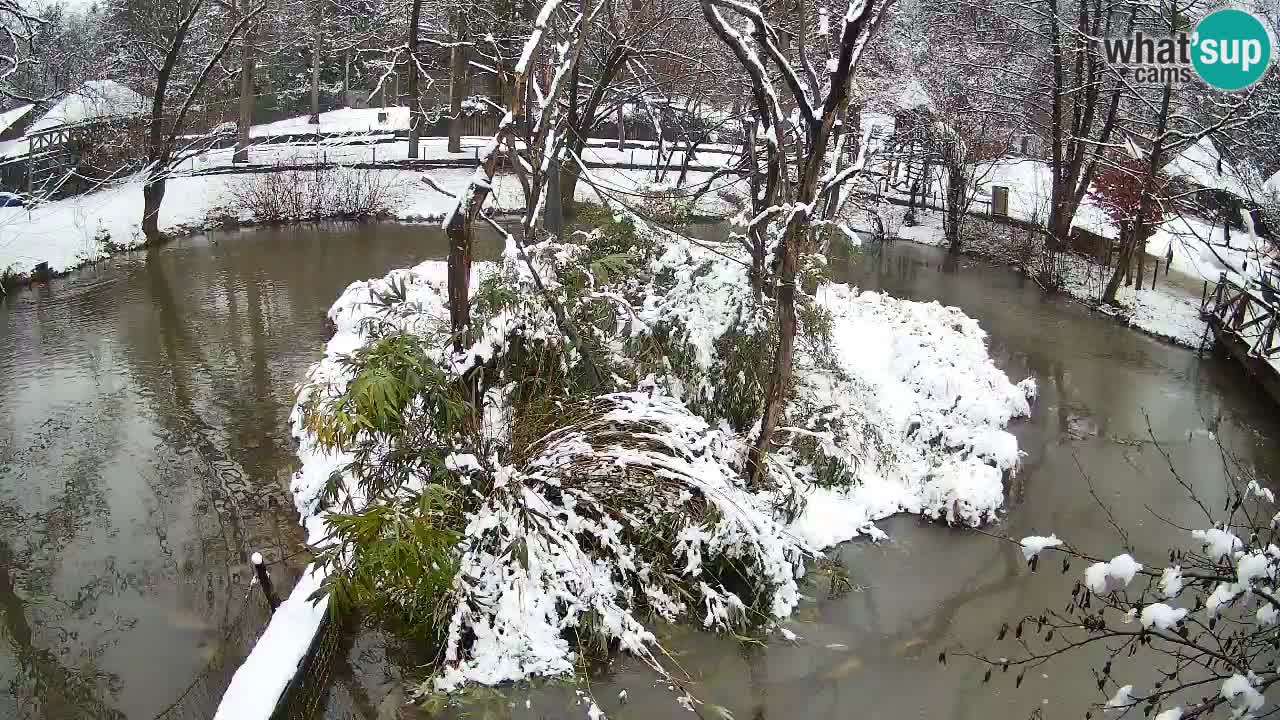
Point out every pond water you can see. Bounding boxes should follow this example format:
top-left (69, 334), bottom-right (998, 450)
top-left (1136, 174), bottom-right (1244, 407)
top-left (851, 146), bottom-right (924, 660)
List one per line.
top-left (1, 225), bottom-right (1277, 720)
top-left (0, 222), bottom-right (503, 720)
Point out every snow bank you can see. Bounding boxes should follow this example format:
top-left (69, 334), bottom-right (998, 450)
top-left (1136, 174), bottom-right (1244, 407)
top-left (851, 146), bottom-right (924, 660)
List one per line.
top-left (883, 205), bottom-right (1210, 348)
top-left (0, 173), bottom-right (240, 274)
top-left (211, 565), bottom-right (329, 720)
top-left (1060, 258), bottom-right (1207, 348)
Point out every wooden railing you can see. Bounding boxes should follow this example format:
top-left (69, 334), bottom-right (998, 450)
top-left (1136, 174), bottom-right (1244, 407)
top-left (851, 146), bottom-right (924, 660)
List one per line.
top-left (1203, 273), bottom-right (1280, 360)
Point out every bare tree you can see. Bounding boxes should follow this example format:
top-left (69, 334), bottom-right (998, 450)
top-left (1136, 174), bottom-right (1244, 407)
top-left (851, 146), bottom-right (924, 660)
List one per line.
top-left (1094, 0), bottom-right (1270, 304)
top-left (406, 0), bottom-right (424, 157)
top-left (309, 0), bottom-right (323, 123)
top-left (438, 0), bottom-right (593, 349)
top-left (108, 0), bottom-right (268, 242)
top-left (446, 11), bottom-right (468, 154)
top-left (945, 0), bottom-right (1129, 284)
top-left (233, 0), bottom-right (257, 163)
top-left (700, 0), bottom-right (894, 486)
top-left (0, 0), bottom-right (44, 100)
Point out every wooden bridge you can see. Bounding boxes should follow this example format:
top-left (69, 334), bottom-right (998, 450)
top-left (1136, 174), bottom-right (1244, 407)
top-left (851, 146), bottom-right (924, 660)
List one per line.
top-left (1202, 273), bottom-right (1280, 405)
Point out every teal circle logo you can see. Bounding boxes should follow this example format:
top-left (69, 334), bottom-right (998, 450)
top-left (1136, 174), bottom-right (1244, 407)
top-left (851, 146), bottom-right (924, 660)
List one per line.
top-left (1192, 9), bottom-right (1272, 91)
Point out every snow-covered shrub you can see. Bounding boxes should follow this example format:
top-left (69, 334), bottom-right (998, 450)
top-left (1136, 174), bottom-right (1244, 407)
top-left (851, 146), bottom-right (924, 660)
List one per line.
top-left (224, 166), bottom-right (402, 224)
top-left (301, 332), bottom-right (811, 680)
top-left (431, 391), bottom-right (808, 692)
top-left (296, 222), bottom-right (821, 689)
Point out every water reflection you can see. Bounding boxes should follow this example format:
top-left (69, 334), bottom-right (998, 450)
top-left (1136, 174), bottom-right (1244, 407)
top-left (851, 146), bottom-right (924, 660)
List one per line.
top-left (0, 222), bottom-right (481, 719)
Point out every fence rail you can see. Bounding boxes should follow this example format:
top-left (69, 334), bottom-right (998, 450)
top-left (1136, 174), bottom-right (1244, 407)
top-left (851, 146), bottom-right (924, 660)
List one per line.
top-left (1203, 274), bottom-right (1280, 361)
top-left (1201, 273), bottom-right (1280, 408)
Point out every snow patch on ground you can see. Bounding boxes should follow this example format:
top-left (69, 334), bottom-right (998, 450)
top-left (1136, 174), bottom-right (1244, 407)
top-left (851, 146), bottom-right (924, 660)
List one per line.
top-left (886, 206), bottom-right (1210, 348)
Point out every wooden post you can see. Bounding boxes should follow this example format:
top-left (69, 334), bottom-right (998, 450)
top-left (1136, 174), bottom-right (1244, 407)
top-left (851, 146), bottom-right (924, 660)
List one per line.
top-left (251, 552), bottom-right (281, 613)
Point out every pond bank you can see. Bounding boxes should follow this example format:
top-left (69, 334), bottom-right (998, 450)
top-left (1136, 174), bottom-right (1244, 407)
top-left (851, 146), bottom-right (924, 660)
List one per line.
top-left (889, 209), bottom-right (1210, 348)
top-left (0, 162), bottom-right (743, 287)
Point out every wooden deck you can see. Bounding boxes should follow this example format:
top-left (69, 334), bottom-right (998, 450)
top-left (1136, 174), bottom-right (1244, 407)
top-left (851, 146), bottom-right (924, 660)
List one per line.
top-left (1202, 273), bottom-right (1280, 405)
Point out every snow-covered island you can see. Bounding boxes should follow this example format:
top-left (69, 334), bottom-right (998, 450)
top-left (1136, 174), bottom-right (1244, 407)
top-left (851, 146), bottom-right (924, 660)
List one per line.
top-left (214, 209), bottom-right (1034, 716)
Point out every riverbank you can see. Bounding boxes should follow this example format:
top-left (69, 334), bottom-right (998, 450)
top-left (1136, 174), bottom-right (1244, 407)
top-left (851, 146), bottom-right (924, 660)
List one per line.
top-left (0, 140), bottom-right (745, 289)
top-left (892, 209), bottom-right (1209, 348)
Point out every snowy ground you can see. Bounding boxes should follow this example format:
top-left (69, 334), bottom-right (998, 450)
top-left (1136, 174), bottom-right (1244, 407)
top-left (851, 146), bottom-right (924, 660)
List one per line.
top-left (184, 135), bottom-right (738, 174)
top-left (1, 104), bottom-right (744, 279)
top-left (0, 158), bottom-right (744, 278)
top-left (972, 159), bottom-right (1274, 289)
top-left (900, 156), bottom-right (1274, 289)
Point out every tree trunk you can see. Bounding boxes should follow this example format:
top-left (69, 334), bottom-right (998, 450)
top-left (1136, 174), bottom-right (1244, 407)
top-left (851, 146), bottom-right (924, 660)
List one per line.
top-left (142, 174), bottom-right (167, 244)
top-left (309, 0), bottom-right (322, 124)
top-left (446, 222), bottom-right (472, 348)
top-left (407, 0), bottom-right (423, 158)
top-left (1103, 224), bottom-right (1131, 303)
top-left (559, 138), bottom-right (585, 214)
top-left (234, 0), bottom-right (254, 164)
top-left (944, 162), bottom-right (965, 254)
top-left (447, 13), bottom-right (467, 154)
top-left (746, 223), bottom-right (800, 487)
top-left (616, 103), bottom-right (625, 149)
top-left (1135, 241), bottom-right (1146, 291)
top-left (822, 103), bottom-right (848, 221)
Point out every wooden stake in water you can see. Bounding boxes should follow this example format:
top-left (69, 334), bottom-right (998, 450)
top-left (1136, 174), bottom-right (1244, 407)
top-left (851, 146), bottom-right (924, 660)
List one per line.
top-left (251, 552), bottom-right (280, 613)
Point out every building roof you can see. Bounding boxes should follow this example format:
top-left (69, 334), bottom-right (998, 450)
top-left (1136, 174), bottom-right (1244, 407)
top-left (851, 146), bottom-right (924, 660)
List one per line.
top-left (0, 104), bottom-right (33, 135)
top-left (1163, 136), bottom-right (1250, 198)
top-left (28, 80), bottom-right (146, 134)
top-left (1265, 168), bottom-right (1280, 196)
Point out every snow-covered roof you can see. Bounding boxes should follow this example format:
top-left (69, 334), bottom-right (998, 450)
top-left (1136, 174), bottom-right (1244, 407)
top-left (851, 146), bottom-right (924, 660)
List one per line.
top-left (0, 104), bottom-right (33, 134)
top-left (1265, 168), bottom-right (1280, 196)
top-left (1163, 136), bottom-right (1249, 198)
top-left (28, 80), bottom-right (146, 134)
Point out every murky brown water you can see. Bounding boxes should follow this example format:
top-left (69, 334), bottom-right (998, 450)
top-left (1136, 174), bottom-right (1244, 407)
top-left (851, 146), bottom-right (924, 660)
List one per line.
top-left (0, 221), bottom-right (507, 720)
top-left (3, 227), bottom-right (1277, 720)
